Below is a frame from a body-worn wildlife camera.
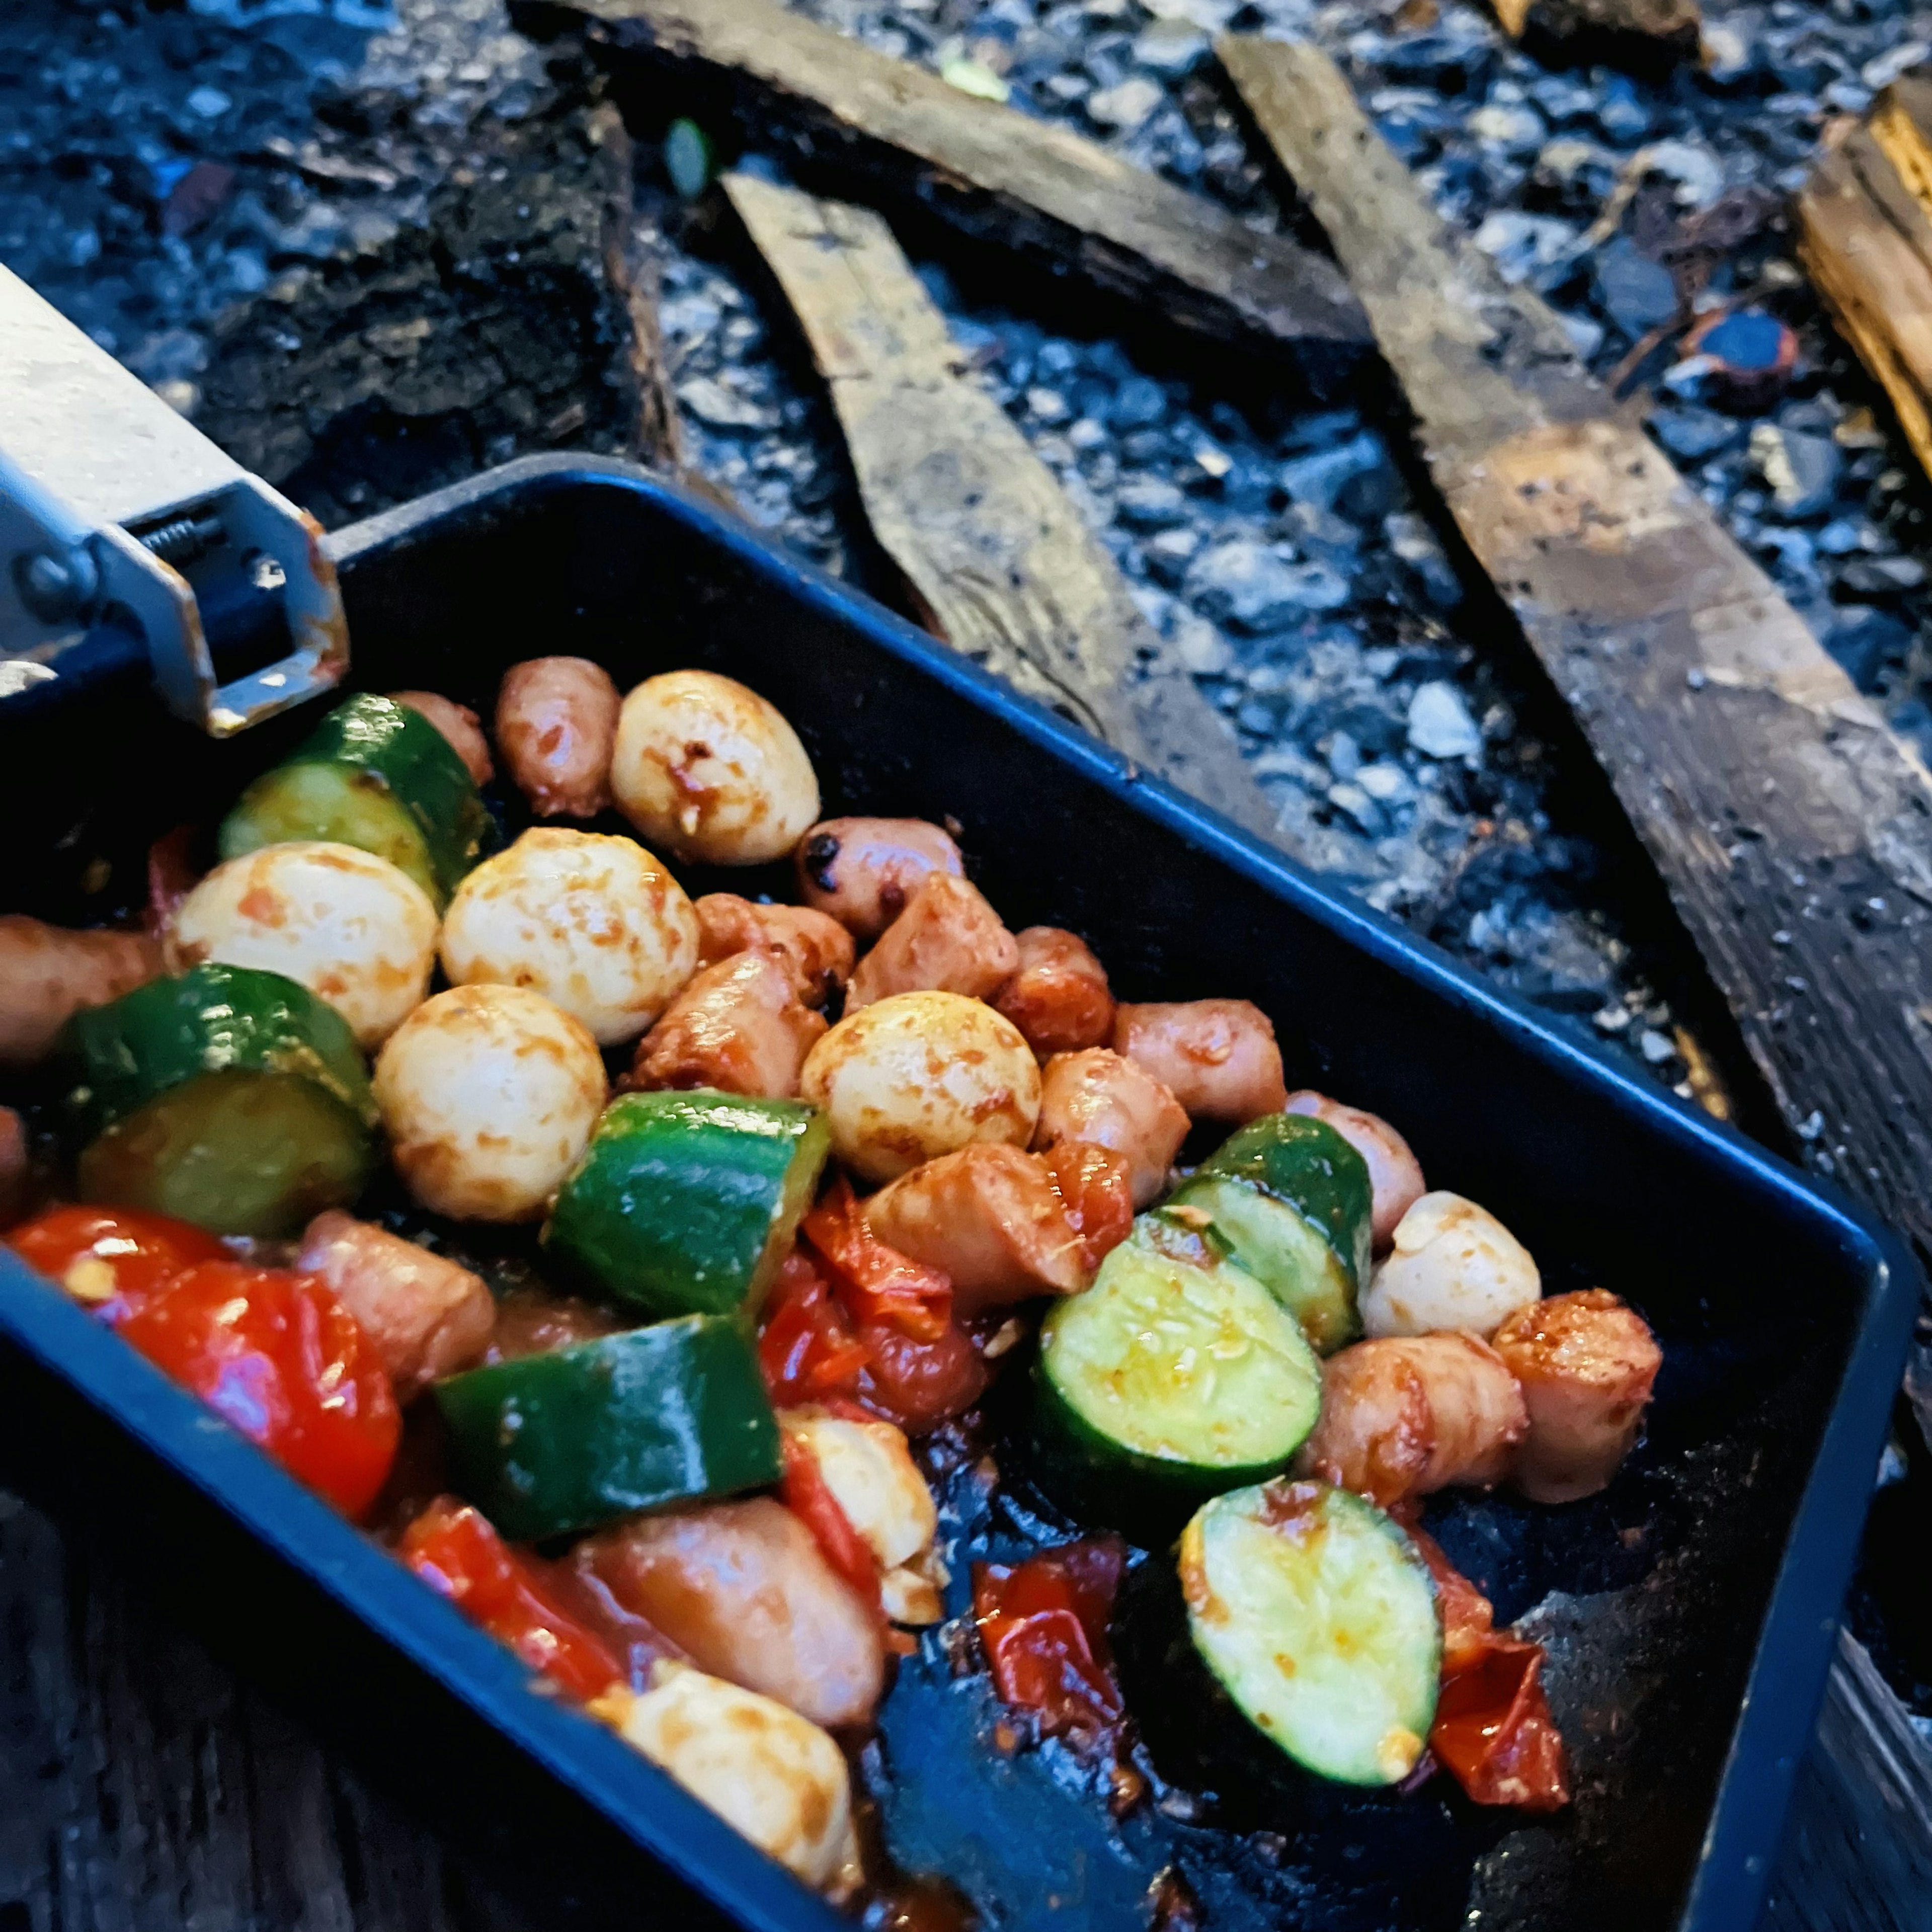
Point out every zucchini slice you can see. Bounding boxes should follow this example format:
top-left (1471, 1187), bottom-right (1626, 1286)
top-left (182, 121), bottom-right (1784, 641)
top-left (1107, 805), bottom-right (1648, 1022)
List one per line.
top-left (220, 694), bottom-right (491, 909)
top-left (1180, 1113), bottom-right (1374, 1353)
top-left (544, 1090), bottom-right (831, 1323)
top-left (61, 962), bottom-right (377, 1238)
top-left (1034, 1211), bottom-right (1322, 1535)
top-left (433, 1316), bottom-right (781, 1541)
top-left (1180, 1480), bottom-right (1439, 1787)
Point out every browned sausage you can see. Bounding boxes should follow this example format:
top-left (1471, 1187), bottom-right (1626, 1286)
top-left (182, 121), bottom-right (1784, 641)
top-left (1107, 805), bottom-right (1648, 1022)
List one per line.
top-left (388, 691), bottom-right (494, 786)
top-left (1032, 1048), bottom-right (1188, 1209)
top-left (992, 927), bottom-right (1115, 1058)
top-left (1112, 999), bottom-right (1286, 1123)
top-left (694, 894), bottom-right (854, 1008)
top-left (496, 657), bottom-right (620, 819)
top-left (0, 918), bottom-right (164, 1065)
top-left (794, 817), bottom-right (963, 940)
top-left (1490, 1290), bottom-right (1661, 1504)
top-left (1297, 1334), bottom-right (1528, 1508)
top-left (846, 874), bottom-right (1018, 1011)
top-left (296, 1212), bottom-right (496, 1396)
top-left (865, 1144), bottom-right (1087, 1316)
top-left (573, 1498), bottom-right (885, 1729)
top-left (627, 949), bottom-right (827, 1099)
top-left (1283, 1091), bottom-right (1426, 1253)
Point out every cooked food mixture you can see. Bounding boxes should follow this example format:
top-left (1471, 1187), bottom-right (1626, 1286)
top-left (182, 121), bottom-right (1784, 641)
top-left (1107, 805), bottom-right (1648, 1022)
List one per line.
top-left (0, 666), bottom-right (1663, 1909)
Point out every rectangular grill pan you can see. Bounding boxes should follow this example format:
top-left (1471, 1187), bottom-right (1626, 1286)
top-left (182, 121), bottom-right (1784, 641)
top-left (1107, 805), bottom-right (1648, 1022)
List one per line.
top-left (0, 453), bottom-right (1916, 1932)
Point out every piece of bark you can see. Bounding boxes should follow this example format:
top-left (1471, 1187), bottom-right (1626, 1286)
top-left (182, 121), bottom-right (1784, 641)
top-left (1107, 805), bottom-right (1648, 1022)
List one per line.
top-left (513, 0), bottom-right (1369, 382)
top-left (1798, 116), bottom-right (1932, 484)
top-left (1223, 31), bottom-right (1932, 1922)
top-left (723, 171), bottom-right (1279, 844)
top-left (1490, 0), bottom-right (1700, 69)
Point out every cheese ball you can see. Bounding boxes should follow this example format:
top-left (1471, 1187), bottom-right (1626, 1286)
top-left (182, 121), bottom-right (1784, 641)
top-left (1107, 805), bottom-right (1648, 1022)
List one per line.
top-left (172, 841), bottom-right (437, 1050)
top-left (799, 990), bottom-right (1039, 1184)
top-left (438, 828), bottom-right (699, 1046)
top-left (610, 670), bottom-right (819, 866)
top-left (1360, 1191), bottom-right (1541, 1340)
top-left (373, 984), bottom-right (607, 1222)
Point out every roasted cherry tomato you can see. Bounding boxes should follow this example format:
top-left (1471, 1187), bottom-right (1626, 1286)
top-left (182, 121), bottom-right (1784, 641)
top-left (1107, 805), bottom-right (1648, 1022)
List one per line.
top-left (973, 1538), bottom-right (1126, 1744)
top-left (1042, 1142), bottom-right (1134, 1275)
top-left (802, 1175), bottom-right (952, 1342)
top-left (855, 1317), bottom-right (988, 1435)
top-left (760, 1249), bottom-right (871, 1404)
top-left (779, 1428), bottom-right (883, 1620)
top-left (399, 1496), bottom-right (623, 1703)
top-left (118, 1260), bottom-right (400, 1518)
top-left (6, 1202), bottom-right (226, 1325)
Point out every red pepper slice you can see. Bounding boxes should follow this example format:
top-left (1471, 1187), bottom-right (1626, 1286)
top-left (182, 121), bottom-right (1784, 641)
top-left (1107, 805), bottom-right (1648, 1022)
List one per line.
top-left (780, 1428), bottom-right (884, 1620)
top-left (802, 1175), bottom-right (952, 1342)
top-left (6, 1203), bottom-right (226, 1325)
top-left (118, 1260), bottom-right (401, 1519)
top-left (973, 1538), bottom-right (1127, 1743)
top-left (1041, 1142), bottom-right (1134, 1275)
top-left (1408, 1524), bottom-right (1570, 1811)
top-left (399, 1496), bottom-right (624, 1703)
top-left (758, 1249), bottom-right (872, 1405)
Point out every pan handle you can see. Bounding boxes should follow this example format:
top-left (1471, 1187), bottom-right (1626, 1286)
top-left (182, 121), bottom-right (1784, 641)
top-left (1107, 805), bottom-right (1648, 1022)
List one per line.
top-left (0, 265), bottom-right (348, 736)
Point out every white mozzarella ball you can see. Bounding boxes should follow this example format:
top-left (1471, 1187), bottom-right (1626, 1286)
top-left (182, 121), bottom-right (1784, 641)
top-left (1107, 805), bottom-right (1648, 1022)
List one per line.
top-left (172, 840), bottom-right (437, 1050)
top-left (780, 1408), bottom-right (937, 1572)
top-left (606, 1663), bottom-right (858, 1894)
top-left (798, 990), bottom-right (1039, 1184)
top-left (438, 828), bottom-right (699, 1045)
top-left (1360, 1190), bottom-right (1541, 1339)
top-left (610, 670), bottom-right (820, 866)
top-left (372, 983), bottom-right (607, 1222)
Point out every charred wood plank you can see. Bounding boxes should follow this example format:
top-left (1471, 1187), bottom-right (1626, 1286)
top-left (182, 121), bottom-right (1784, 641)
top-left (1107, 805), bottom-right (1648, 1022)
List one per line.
top-left (1489, 0), bottom-right (1701, 74)
top-left (1222, 30), bottom-right (1932, 1920)
top-left (515, 0), bottom-right (1369, 382)
top-left (723, 169), bottom-right (1279, 843)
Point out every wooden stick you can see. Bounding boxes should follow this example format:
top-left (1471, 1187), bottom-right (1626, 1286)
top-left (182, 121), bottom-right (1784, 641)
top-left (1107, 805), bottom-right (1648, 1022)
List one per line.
top-left (722, 170), bottom-right (1279, 844)
top-left (517, 0), bottom-right (1370, 380)
top-left (1222, 31), bottom-right (1932, 1912)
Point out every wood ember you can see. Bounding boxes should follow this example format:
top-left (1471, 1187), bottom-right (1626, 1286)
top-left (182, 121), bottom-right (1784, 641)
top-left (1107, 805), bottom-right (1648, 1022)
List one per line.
top-left (1489, 0), bottom-right (1701, 71)
top-left (1797, 89), bottom-right (1932, 488)
top-left (511, 0), bottom-right (1372, 382)
top-left (723, 170), bottom-right (1280, 845)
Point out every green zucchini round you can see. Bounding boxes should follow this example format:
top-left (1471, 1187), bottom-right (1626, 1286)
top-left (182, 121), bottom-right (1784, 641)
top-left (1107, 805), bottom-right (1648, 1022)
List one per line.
top-left (433, 1316), bottom-right (782, 1541)
top-left (1180, 1480), bottom-right (1439, 1787)
top-left (219, 693), bottom-right (491, 910)
top-left (61, 962), bottom-right (377, 1237)
top-left (1033, 1211), bottom-right (1323, 1536)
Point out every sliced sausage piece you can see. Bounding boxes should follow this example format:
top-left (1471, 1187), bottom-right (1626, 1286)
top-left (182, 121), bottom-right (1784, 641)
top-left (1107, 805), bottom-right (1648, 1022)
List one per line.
top-left (388, 691), bottom-right (494, 786)
top-left (0, 918), bottom-right (164, 1065)
top-left (1491, 1290), bottom-right (1662, 1504)
top-left (1033, 1048), bottom-right (1189, 1209)
top-left (296, 1211), bottom-right (496, 1396)
top-left (496, 657), bottom-right (620, 819)
top-left (846, 874), bottom-right (1019, 1011)
top-left (574, 1498), bottom-right (886, 1730)
top-left (627, 948), bottom-right (827, 1100)
top-left (1361, 1191), bottom-right (1540, 1339)
top-left (1284, 1091), bottom-right (1426, 1254)
top-left (865, 1144), bottom-right (1087, 1316)
top-left (694, 894), bottom-right (854, 1008)
top-left (795, 817), bottom-right (963, 941)
top-left (1112, 999), bottom-right (1286, 1124)
top-left (993, 927), bottom-right (1115, 1058)
top-left (1297, 1334), bottom-right (1528, 1508)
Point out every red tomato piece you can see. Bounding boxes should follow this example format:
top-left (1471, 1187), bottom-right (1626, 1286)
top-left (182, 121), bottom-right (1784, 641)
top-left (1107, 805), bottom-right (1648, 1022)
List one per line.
top-left (803, 1175), bottom-right (952, 1341)
top-left (118, 1260), bottom-right (401, 1519)
top-left (780, 1429), bottom-right (883, 1620)
top-left (1407, 1524), bottom-right (1569, 1811)
top-left (973, 1538), bottom-right (1127, 1744)
top-left (759, 1249), bottom-right (872, 1405)
top-left (399, 1496), bottom-right (624, 1703)
top-left (1041, 1142), bottom-right (1134, 1275)
top-left (6, 1203), bottom-right (226, 1325)
top-left (145, 825), bottom-right (200, 935)
top-left (854, 1317), bottom-right (988, 1435)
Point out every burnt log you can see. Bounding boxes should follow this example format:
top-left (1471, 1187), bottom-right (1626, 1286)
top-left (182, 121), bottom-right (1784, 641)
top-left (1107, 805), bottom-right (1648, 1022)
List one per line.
top-left (1490, 0), bottom-right (1702, 74)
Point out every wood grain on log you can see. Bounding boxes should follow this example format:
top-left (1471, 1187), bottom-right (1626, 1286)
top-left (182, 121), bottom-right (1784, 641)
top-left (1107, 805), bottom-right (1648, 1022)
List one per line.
top-left (513, 0), bottom-right (1370, 381)
top-left (1221, 26), bottom-right (1932, 1909)
top-left (1798, 114), bottom-right (1932, 485)
top-left (723, 170), bottom-right (1279, 843)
